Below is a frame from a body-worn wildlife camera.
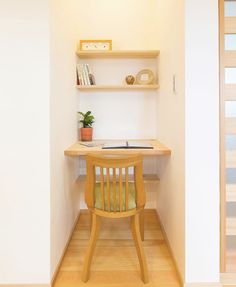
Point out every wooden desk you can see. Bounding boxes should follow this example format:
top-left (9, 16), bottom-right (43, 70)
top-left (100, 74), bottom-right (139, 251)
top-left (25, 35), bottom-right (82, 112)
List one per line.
top-left (64, 139), bottom-right (171, 156)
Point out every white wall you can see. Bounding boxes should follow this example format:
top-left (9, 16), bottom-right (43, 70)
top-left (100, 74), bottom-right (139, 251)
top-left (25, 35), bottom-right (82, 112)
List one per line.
top-left (72, 0), bottom-right (162, 215)
top-left (185, 0), bottom-right (220, 283)
top-left (74, 0), bottom-right (159, 140)
top-left (155, 0), bottom-right (185, 280)
top-left (50, 0), bottom-right (80, 278)
top-left (0, 1), bottom-right (50, 284)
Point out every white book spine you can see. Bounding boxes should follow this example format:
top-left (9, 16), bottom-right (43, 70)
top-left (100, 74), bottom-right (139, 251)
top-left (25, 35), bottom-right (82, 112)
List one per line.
top-left (86, 64), bottom-right (95, 85)
top-left (84, 64), bottom-right (90, 85)
top-left (86, 63), bottom-right (91, 75)
top-left (82, 64), bottom-right (89, 85)
top-left (77, 64), bottom-right (84, 85)
top-left (80, 64), bottom-right (86, 85)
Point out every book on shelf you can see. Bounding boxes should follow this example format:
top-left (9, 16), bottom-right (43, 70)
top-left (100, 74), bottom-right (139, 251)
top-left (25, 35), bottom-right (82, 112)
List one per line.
top-left (76, 64), bottom-right (95, 85)
top-left (89, 73), bottom-right (95, 85)
top-left (102, 141), bottom-right (154, 149)
top-left (86, 64), bottom-right (96, 85)
top-left (76, 68), bottom-right (80, 85)
top-left (76, 64), bottom-right (84, 85)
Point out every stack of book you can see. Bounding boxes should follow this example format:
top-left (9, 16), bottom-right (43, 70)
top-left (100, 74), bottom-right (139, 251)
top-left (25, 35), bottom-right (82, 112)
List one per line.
top-left (76, 64), bottom-right (95, 86)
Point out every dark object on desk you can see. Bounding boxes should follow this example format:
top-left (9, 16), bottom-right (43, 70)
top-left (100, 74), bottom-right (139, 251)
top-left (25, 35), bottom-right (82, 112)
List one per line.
top-left (102, 141), bottom-right (154, 149)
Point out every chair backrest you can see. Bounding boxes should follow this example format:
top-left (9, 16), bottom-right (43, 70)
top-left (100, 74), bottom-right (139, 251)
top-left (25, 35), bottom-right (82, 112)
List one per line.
top-left (85, 154), bottom-right (145, 213)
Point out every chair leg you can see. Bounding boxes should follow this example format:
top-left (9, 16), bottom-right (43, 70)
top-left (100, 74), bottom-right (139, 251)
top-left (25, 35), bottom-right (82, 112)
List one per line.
top-left (82, 213), bottom-right (101, 282)
top-left (139, 209), bottom-right (144, 241)
top-left (89, 210), bottom-right (92, 233)
top-left (131, 213), bottom-right (149, 284)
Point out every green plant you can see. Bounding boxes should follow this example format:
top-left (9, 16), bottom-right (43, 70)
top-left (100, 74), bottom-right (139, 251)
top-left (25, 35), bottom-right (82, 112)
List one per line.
top-left (78, 111), bottom-right (95, 128)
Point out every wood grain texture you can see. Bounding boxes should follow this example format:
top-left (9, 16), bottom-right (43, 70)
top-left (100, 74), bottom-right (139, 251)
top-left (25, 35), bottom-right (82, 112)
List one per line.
top-left (77, 84), bottom-right (160, 90)
top-left (76, 50), bottom-right (160, 59)
top-left (226, 184), bottom-right (236, 202)
top-left (225, 17), bottom-right (236, 34)
top-left (221, 1), bottom-right (236, 273)
top-left (0, 285), bottom-right (50, 287)
top-left (64, 140), bottom-right (171, 157)
top-left (225, 118), bottom-right (236, 134)
top-left (224, 51), bottom-right (236, 67)
top-left (82, 214), bottom-right (101, 282)
top-left (224, 85), bottom-right (236, 101)
top-left (226, 151), bottom-right (236, 168)
top-left (221, 272), bottom-right (236, 285)
top-left (53, 210), bottom-right (181, 287)
top-left (131, 214), bottom-right (149, 283)
top-left (226, 218), bottom-right (236, 236)
top-left (220, 0), bottom-right (226, 272)
top-left (226, 249), bottom-right (236, 273)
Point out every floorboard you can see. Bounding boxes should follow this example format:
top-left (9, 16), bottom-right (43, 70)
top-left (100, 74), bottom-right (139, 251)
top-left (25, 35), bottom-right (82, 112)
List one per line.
top-left (53, 209), bottom-right (181, 287)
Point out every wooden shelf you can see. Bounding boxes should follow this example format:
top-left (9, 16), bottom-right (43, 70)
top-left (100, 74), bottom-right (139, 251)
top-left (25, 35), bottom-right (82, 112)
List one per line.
top-left (76, 50), bottom-right (160, 59)
top-left (226, 217), bottom-right (236, 236)
top-left (77, 84), bottom-right (159, 91)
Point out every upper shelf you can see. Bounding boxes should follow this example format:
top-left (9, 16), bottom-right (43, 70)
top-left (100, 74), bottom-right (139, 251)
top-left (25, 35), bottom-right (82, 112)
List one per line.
top-left (76, 50), bottom-right (160, 59)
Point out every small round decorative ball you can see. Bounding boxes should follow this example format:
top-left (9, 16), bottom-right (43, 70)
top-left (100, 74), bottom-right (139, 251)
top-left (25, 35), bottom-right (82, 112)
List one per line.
top-left (125, 75), bottom-right (135, 85)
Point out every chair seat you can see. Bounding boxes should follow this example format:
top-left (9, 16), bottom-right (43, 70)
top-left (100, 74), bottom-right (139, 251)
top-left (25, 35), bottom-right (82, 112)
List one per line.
top-left (95, 182), bottom-right (136, 211)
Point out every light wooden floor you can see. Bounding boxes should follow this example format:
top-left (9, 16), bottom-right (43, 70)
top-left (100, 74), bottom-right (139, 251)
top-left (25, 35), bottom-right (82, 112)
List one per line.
top-left (53, 209), bottom-right (181, 287)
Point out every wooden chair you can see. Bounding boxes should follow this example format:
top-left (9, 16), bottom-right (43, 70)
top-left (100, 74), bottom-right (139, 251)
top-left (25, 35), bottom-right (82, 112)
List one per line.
top-left (82, 154), bottom-right (149, 284)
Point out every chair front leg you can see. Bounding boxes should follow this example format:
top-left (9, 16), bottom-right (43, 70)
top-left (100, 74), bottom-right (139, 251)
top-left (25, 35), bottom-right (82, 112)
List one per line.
top-left (131, 213), bottom-right (149, 284)
top-left (82, 213), bottom-right (101, 282)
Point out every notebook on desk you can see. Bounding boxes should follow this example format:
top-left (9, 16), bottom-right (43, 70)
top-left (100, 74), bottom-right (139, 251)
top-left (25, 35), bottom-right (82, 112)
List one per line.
top-left (102, 141), bottom-right (154, 149)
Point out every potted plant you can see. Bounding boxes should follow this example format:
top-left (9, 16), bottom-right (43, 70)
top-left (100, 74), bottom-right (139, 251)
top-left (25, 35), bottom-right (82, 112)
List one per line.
top-left (78, 111), bottom-right (95, 141)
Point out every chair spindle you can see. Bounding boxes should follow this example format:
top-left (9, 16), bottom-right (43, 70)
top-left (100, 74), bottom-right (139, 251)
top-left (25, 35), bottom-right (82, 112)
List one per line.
top-left (113, 168), bottom-right (116, 212)
top-left (106, 168), bottom-right (110, 211)
top-left (100, 167), bottom-right (105, 210)
top-left (119, 168), bottom-right (123, 212)
top-left (125, 167), bottom-right (129, 211)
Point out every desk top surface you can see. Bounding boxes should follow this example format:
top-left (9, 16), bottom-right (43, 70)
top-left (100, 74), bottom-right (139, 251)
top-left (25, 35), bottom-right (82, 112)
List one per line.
top-left (64, 139), bottom-right (171, 156)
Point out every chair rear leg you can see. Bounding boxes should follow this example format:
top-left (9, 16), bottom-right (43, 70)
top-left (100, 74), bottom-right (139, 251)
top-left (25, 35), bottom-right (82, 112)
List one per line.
top-left (131, 213), bottom-right (149, 284)
top-left (82, 213), bottom-right (101, 282)
top-left (139, 209), bottom-right (144, 241)
top-left (89, 210), bottom-right (92, 233)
